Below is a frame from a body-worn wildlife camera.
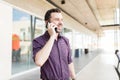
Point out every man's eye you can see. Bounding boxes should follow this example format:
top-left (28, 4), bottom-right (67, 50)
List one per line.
top-left (55, 19), bottom-right (59, 21)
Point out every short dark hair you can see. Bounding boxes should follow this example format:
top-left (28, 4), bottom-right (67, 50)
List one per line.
top-left (44, 8), bottom-right (61, 21)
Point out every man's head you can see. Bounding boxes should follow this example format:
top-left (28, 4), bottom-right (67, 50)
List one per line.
top-left (44, 8), bottom-right (63, 33)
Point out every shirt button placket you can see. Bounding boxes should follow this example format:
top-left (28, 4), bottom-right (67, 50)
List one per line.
top-left (57, 41), bottom-right (63, 78)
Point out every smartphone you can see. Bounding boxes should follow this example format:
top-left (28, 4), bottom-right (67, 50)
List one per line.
top-left (46, 22), bottom-right (58, 33)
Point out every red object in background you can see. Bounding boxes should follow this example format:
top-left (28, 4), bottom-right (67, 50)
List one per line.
top-left (12, 34), bottom-right (20, 51)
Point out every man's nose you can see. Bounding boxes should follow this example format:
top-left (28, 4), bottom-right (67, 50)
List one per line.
top-left (59, 20), bottom-right (63, 25)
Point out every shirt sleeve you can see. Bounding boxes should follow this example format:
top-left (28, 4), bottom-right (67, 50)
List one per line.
top-left (32, 39), bottom-right (43, 62)
top-left (67, 39), bottom-right (72, 64)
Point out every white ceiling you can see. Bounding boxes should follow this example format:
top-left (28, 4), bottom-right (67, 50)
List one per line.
top-left (47, 0), bottom-right (119, 32)
top-left (88, 0), bottom-right (118, 25)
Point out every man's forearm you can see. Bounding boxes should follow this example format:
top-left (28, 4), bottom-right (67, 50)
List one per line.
top-left (35, 36), bottom-right (55, 66)
top-left (69, 62), bottom-right (76, 79)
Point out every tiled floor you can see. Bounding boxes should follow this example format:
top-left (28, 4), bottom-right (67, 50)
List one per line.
top-left (76, 52), bottom-right (118, 80)
top-left (11, 50), bottom-right (119, 80)
top-left (73, 50), bottom-right (99, 73)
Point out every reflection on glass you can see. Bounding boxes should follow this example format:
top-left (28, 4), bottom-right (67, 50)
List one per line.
top-left (12, 8), bottom-right (44, 74)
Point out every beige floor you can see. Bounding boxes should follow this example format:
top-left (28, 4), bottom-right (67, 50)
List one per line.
top-left (11, 51), bottom-right (119, 80)
top-left (76, 52), bottom-right (119, 80)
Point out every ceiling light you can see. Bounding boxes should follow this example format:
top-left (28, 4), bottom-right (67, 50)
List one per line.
top-left (61, 0), bottom-right (65, 4)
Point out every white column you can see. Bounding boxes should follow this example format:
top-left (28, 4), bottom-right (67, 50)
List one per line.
top-left (0, 2), bottom-right (12, 80)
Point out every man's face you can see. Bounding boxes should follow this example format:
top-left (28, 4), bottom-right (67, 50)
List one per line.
top-left (49, 12), bottom-right (63, 33)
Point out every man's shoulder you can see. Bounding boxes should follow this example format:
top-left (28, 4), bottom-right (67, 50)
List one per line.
top-left (32, 34), bottom-right (45, 44)
top-left (61, 36), bottom-right (69, 41)
top-left (60, 36), bottom-right (69, 45)
top-left (33, 35), bottom-right (43, 41)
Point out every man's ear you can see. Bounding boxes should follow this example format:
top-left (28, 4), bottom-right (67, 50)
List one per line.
top-left (45, 19), bottom-right (51, 28)
top-left (45, 21), bottom-right (48, 24)
top-left (46, 19), bottom-right (51, 23)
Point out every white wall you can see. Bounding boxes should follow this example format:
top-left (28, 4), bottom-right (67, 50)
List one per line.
top-left (0, 2), bottom-right (12, 80)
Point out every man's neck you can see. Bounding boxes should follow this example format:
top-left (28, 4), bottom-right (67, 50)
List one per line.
top-left (55, 33), bottom-right (59, 40)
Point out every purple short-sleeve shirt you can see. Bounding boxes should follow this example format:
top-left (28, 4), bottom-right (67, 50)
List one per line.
top-left (32, 31), bottom-right (72, 80)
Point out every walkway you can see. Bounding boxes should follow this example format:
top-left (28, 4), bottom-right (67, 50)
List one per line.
top-left (76, 52), bottom-right (118, 80)
top-left (11, 50), bottom-right (118, 80)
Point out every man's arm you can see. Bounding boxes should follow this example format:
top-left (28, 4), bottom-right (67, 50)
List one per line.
top-left (35, 25), bottom-right (57, 67)
top-left (69, 62), bottom-right (76, 80)
top-left (35, 36), bottom-right (55, 67)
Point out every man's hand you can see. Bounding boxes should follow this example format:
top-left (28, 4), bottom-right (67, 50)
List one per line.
top-left (47, 22), bottom-right (57, 37)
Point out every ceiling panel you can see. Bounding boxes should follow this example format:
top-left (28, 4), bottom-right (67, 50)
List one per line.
top-left (88, 0), bottom-right (118, 26)
top-left (98, 8), bottom-right (114, 20)
top-left (47, 0), bottom-right (119, 32)
top-left (47, 0), bottom-right (101, 32)
top-left (96, 0), bottom-right (117, 9)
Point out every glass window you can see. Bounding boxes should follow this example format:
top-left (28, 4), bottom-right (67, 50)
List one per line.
top-left (12, 8), bottom-right (45, 74)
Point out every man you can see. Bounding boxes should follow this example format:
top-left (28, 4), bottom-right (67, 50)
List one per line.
top-left (32, 8), bottom-right (76, 80)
